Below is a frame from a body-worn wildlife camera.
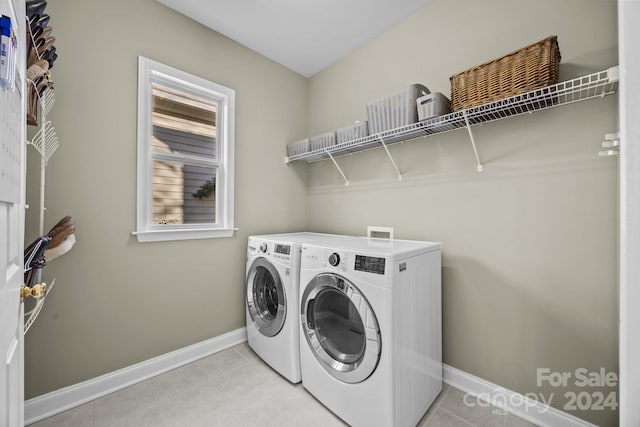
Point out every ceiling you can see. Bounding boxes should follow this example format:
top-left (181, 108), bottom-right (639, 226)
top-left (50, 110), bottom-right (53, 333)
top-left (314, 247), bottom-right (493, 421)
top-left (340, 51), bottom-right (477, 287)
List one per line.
top-left (157, 0), bottom-right (434, 77)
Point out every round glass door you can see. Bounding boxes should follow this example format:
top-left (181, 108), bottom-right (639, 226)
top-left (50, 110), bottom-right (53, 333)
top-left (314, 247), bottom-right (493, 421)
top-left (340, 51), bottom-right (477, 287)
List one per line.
top-left (301, 273), bottom-right (381, 383)
top-left (246, 258), bottom-right (286, 337)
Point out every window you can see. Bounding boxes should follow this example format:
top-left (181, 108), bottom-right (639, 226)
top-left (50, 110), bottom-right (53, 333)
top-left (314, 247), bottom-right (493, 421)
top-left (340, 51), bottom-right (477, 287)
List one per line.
top-left (135, 57), bottom-right (235, 242)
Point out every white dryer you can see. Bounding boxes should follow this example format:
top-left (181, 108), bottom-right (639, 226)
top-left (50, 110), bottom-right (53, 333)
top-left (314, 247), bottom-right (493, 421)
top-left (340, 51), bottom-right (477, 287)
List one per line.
top-left (299, 237), bottom-right (442, 427)
top-left (245, 232), bottom-right (348, 383)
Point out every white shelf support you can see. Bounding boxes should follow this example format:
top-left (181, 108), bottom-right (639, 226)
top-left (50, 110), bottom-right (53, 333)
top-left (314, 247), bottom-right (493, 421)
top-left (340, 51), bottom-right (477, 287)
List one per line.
top-left (378, 136), bottom-right (403, 180)
top-left (463, 112), bottom-right (484, 172)
top-left (326, 150), bottom-right (349, 186)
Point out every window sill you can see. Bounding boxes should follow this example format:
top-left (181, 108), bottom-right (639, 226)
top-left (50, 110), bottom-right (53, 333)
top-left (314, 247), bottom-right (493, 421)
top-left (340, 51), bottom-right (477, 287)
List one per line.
top-left (132, 227), bottom-right (238, 243)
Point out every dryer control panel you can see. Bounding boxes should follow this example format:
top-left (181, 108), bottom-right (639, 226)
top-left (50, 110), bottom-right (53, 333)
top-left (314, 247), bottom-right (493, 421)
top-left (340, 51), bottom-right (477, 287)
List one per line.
top-left (354, 255), bottom-right (386, 275)
top-left (328, 253), bottom-right (340, 267)
top-left (301, 247), bottom-right (350, 273)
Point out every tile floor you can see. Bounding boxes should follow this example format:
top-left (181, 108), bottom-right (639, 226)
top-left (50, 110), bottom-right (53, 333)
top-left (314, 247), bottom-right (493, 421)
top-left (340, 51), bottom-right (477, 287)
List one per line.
top-left (30, 343), bottom-right (539, 427)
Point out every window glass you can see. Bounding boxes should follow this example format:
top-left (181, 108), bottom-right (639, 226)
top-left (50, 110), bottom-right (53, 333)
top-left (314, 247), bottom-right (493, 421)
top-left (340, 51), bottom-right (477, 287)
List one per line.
top-left (135, 57), bottom-right (235, 242)
top-left (151, 84), bottom-right (217, 159)
top-left (151, 160), bottom-right (217, 225)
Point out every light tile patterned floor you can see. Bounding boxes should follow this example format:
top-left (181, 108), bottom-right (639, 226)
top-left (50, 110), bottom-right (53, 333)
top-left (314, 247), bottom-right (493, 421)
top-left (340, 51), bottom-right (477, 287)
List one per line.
top-left (29, 343), bottom-right (538, 427)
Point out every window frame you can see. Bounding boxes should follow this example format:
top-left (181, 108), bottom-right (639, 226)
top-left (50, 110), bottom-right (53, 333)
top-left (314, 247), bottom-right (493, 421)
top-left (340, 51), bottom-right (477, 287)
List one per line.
top-left (134, 56), bottom-right (236, 242)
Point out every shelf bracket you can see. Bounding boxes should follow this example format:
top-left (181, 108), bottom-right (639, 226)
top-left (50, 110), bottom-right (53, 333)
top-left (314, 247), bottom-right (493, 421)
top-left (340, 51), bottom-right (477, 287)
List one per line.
top-left (599, 131), bottom-right (620, 157)
top-left (378, 136), bottom-right (403, 181)
top-left (463, 112), bottom-right (484, 172)
top-left (326, 150), bottom-right (349, 186)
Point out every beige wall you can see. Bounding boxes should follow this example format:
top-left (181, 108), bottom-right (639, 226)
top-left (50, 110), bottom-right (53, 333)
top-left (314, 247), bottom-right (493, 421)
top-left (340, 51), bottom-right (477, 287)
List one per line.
top-left (304, 0), bottom-right (618, 425)
top-left (24, 0), bottom-right (308, 399)
top-left (25, 0), bottom-right (619, 425)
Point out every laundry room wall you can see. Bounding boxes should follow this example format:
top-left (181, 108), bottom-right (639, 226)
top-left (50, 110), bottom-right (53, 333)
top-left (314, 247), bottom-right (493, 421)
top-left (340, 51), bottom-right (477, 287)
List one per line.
top-left (303, 0), bottom-right (618, 425)
top-left (24, 0), bottom-right (309, 398)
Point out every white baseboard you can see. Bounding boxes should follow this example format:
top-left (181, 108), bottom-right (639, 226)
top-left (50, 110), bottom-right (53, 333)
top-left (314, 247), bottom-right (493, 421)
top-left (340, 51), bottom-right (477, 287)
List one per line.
top-left (443, 364), bottom-right (597, 427)
top-left (24, 327), bottom-right (247, 425)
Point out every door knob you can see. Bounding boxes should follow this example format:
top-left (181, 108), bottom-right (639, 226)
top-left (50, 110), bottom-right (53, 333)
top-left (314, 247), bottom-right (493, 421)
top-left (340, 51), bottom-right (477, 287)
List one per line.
top-left (21, 282), bottom-right (47, 301)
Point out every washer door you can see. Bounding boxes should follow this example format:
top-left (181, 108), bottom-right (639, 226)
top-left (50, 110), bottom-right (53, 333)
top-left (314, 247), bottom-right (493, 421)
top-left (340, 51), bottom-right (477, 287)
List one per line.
top-left (301, 273), bottom-right (381, 383)
top-left (246, 258), bottom-right (286, 337)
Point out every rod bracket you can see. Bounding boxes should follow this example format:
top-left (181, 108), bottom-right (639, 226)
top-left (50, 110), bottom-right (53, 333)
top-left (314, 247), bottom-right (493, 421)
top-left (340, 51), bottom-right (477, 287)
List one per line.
top-left (378, 136), bottom-right (403, 181)
top-left (326, 150), bottom-right (349, 186)
top-left (463, 112), bottom-right (484, 173)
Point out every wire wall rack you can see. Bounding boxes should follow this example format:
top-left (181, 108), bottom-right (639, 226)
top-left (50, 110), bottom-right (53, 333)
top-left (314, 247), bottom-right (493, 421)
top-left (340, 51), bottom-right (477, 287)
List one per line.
top-left (285, 66), bottom-right (619, 184)
top-left (24, 16), bottom-right (60, 334)
top-left (24, 83), bottom-right (58, 335)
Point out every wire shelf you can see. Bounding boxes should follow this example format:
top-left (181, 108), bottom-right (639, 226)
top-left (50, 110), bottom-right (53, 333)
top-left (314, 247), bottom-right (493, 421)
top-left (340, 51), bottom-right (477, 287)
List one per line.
top-left (286, 66), bottom-right (619, 164)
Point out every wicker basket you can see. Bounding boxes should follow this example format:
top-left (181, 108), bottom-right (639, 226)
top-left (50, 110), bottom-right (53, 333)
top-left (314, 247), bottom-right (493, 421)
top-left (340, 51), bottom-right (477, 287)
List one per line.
top-left (450, 36), bottom-right (561, 111)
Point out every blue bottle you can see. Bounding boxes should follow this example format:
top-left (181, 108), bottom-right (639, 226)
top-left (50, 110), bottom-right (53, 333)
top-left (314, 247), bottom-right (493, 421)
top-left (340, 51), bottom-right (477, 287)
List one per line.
top-left (0, 15), bottom-right (12, 89)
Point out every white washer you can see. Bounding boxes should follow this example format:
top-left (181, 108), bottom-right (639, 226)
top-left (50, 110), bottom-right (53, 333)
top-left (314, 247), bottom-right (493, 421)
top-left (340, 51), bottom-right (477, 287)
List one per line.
top-left (299, 237), bottom-right (442, 427)
top-left (246, 232), bottom-right (349, 383)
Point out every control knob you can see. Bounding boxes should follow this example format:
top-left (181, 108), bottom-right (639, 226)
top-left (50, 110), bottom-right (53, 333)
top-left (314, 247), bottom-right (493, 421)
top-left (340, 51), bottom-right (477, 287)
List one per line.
top-left (328, 253), bottom-right (340, 267)
top-left (260, 242), bottom-right (268, 253)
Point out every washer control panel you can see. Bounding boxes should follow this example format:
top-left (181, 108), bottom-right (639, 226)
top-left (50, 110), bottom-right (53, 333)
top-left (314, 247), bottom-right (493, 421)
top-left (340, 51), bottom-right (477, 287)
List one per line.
top-left (269, 242), bottom-right (292, 262)
top-left (275, 244), bottom-right (291, 256)
top-left (248, 238), bottom-right (292, 264)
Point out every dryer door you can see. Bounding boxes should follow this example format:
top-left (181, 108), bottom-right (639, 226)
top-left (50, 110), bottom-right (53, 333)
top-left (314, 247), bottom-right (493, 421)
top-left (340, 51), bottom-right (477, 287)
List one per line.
top-left (301, 273), bottom-right (381, 384)
top-left (247, 258), bottom-right (286, 337)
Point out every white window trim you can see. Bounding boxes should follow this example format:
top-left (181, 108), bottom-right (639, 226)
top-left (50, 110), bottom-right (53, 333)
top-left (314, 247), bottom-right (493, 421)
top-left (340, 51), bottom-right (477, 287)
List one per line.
top-left (134, 56), bottom-right (236, 242)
